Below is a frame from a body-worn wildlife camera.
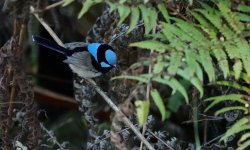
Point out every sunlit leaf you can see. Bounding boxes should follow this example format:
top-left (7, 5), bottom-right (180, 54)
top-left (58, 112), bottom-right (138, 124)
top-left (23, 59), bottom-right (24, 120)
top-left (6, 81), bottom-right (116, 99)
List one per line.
top-left (157, 4), bottom-right (170, 22)
top-left (117, 5), bottom-right (131, 25)
top-left (220, 117), bottom-right (250, 142)
top-left (211, 81), bottom-right (250, 93)
top-left (129, 40), bottom-right (168, 53)
top-left (233, 59), bottom-right (243, 80)
top-left (204, 94), bottom-right (248, 112)
top-left (135, 100), bottom-right (150, 126)
top-left (237, 140), bottom-right (250, 150)
top-left (239, 133), bottom-right (250, 143)
top-left (78, 0), bottom-right (102, 19)
top-left (127, 7), bottom-right (140, 34)
top-left (139, 4), bottom-right (157, 34)
top-left (150, 89), bottom-right (168, 120)
top-left (153, 76), bottom-right (189, 103)
top-left (177, 69), bottom-right (204, 98)
top-left (153, 62), bottom-right (166, 74)
top-left (215, 106), bottom-right (248, 116)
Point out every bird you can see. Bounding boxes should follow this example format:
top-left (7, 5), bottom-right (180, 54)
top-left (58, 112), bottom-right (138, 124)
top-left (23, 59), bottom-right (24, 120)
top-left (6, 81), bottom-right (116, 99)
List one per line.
top-left (32, 35), bottom-right (117, 78)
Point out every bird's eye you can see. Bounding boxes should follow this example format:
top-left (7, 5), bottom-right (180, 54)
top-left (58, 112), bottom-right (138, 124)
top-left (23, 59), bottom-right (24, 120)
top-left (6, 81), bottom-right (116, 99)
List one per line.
top-left (100, 62), bottom-right (111, 68)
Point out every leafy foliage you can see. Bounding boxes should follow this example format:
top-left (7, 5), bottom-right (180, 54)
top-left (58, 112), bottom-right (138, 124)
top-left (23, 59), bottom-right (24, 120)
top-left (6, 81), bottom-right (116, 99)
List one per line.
top-left (63, 0), bottom-right (250, 149)
top-left (205, 73), bottom-right (250, 149)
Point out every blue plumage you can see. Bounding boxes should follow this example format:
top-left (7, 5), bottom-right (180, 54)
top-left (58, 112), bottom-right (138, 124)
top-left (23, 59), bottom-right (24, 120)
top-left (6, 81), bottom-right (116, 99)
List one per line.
top-left (32, 35), bottom-right (117, 78)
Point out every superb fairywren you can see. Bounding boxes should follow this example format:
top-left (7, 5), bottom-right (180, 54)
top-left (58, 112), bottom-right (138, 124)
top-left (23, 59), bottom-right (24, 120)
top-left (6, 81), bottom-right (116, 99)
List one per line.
top-left (32, 35), bottom-right (117, 78)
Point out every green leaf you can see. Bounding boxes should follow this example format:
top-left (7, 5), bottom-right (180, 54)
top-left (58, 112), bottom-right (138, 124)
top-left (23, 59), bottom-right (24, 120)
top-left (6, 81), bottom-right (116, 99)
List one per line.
top-left (117, 5), bottom-right (131, 26)
top-left (153, 61), bottom-right (166, 74)
top-left (220, 117), bottom-right (250, 142)
top-left (63, 0), bottom-right (74, 6)
top-left (150, 89), bottom-right (168, 120)
top-left (127, 7), bottom-right (140, 34)
top-left (217, 0), bottom-right (244, 34)
top-left (239, 133), bottom-right (250, 143)
top-left (168, 51), bottom-right (183, 75)
top-left (185, 48), bottom-right (199, 78)
top-left (215, 106), bottom-right (248, 116)
top-left (236, 39), bottom-right (250, 77)
top-left (157, 4), bottom-right (170, 22)
top-left (240, 72), bottom-right (250, 84)
top-left (135, 100), bottom-right (150, 126)
top-left (139, 4), bottom-right (157, 34)
top-left (236, 12), bottom-right (250, 22)
top-left (204, 94), bottom-right (248, 112)
top-left (129, 40), bottom-right (168, 53)
top-left (212, 46), bottom-right (230, 79)
top-left (199, 49), bottom-right (215, 82)
top-left (237, 140), bottom-right (250, 150)
top-left (78, 0), bottom-right (102, 19)
top-left (168, 79), bottom-right (191, 112)
top-left (153, 76), bottom-right (189, 103)
top-left (211, 81), bottom-right (250, 93)
top-left (233, 59), bottom-right (243, 80)
top-left (177, 69), bottom-right (204, 98)
top-left (237, 4), bottom-right (250, 13)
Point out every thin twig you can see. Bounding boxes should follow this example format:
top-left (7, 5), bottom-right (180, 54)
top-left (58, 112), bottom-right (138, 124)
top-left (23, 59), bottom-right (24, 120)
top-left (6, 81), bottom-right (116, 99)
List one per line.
top-left (30, 6), bottom-right (64, 46)
top-left (33, 0), bottom-right (64, 13)
top-left (148, 131), bottom-right (174, 150)
top-left (40, 123), bottom-right (66, 150)
top-left (31, 6), bottom-right (155, 149)
top-left (200, 133), bottom-right (224, 148)
top-left (140, 26), bottom-right (156, 150)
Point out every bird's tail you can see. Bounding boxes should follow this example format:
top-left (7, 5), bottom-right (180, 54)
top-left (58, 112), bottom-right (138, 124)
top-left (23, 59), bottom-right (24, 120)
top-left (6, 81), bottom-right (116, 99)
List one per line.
top-left (32, 35), bottom-right (68, 55)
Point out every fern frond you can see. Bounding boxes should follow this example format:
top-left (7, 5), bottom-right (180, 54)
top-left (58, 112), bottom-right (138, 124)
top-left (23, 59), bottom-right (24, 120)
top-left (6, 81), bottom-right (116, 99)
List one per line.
top-left (239, 133), bottom-right (250, 143)
top-left (237, 140), bottom-right (250, 150)
top-left (217, 0), bottom-right (244, 34)
top-left (211, 46), bottom-right (230, 78)
top-left (220, 117), bottom-right (250, 143)
top-left (157, 3), bottom-right (170, 23)
top-left (168, 51), bottom-right (183, 76)
top-left (204, 94), bottom-right (248, 112)
top-left (129, 40), bottom-right (169, 53)
top-left (233, 59), bottom-right (243, 80)
top-left (211, 81), bottom-right (250, 93)
top-left (152, 76), bottom-right (189, 103)
top-left (237, 4), bottom-right (250, 13)
top-left (127, 7), bottom-right (140, 34)
top-left (78, 0), bottom-right (102, 19)
top-left (117, 5), bottom-right (131, 25)
top-left (139, 4), bottom-right (157, 34)
top-left (236, 39), bottom-right (250, 77)
top-left (177, 69), bottom-right (204, 98)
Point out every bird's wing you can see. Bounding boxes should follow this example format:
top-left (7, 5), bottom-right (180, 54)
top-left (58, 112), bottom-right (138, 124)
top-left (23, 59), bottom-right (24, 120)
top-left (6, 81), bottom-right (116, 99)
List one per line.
top-left (63, 51), bottom-right (101, 78)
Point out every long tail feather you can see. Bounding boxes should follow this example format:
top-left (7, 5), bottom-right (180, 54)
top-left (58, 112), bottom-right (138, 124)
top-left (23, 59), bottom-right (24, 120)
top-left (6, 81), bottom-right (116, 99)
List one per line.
top-left (32, 35), bottom-right (68, 55)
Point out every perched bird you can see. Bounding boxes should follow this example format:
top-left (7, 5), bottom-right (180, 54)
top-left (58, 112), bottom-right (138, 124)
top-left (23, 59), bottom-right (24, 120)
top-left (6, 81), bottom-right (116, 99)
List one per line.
top-left (32, 35), bottom-right (117, 78)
